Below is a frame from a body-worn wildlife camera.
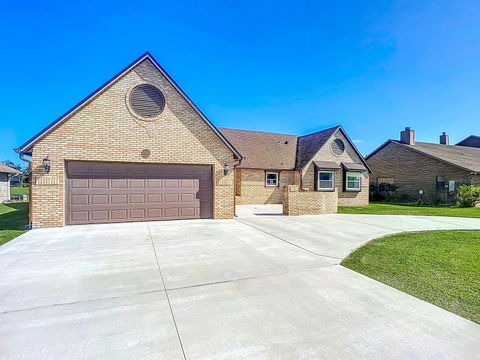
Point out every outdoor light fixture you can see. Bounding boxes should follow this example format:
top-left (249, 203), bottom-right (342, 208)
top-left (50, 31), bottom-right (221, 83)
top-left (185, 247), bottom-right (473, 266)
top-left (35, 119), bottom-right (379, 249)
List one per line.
top-left (223, 163), bottom-right (230, 175)
top-left (43, 156), bottom-right (51, 173)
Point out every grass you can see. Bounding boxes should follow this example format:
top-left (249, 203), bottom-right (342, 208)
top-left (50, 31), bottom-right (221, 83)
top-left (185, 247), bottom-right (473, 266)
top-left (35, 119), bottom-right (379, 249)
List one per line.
top-left (0, 202), bottom-right (29, 246)
top-left (342, 230), bottom-right (480, 323)
top-left (10, 186), bottom-right (29, 196)
top-left (338, 202), bottom-right (480, 218)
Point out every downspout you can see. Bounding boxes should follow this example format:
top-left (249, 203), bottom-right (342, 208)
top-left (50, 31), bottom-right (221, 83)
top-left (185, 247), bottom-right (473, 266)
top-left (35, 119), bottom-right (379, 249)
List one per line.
top-left (18, 151), bottom-right (32, 229)
top-left (233, 156), bottom-right (242, 217)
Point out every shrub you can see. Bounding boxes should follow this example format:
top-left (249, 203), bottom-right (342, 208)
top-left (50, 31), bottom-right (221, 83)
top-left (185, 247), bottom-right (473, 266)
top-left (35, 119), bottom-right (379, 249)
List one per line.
top-left (456, 184), bottom-right (480, 207)
top-left (370, 182), bottom-right (399, 202)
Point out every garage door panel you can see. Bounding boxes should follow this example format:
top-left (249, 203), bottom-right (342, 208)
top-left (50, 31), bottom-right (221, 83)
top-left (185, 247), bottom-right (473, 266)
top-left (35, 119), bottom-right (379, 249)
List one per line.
top-left (111, 209), bottom-right (128, 220)
top-left (164, 193), bottom-right (179, 203)
top-left (129, 209), bottom-right (146, 219)
top-left (111, 194), bottom-right (127, 204)
top-left (91, 179), bottom-right (108, 188)
top-left (129, 194), bottom-right (146, 204)
top-left (146, 194), bottom-right (162, 203)
top-left (70, 179), bottom-right (89, 188)
top-left (70, 211), bottom-right (89, 222)
top-left (91, 194), bottom-right (109, 205)
top-left (129, 179), bottom-right (145, 188)
top-left (91, 210), bottom-right (109, 221)
top-left (66, 162), bottom-right (212, 225)
top-left (147, 179), bottom-right (162, 188)
top-left (71, 194), bottom-right (89, 205)
top-left (111, 179), bottom-right (127, 188)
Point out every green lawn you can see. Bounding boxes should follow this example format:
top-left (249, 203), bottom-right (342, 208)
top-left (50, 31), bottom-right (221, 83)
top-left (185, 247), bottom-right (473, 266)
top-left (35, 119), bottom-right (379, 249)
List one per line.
top-left (10, 186), bottom-right (29, 196)
top-left (342, 230), bottom-right (480, 323)
top-left (338, 202), bottom-right (480, 218)
top-left (0, 202), bottom-right (29, 246)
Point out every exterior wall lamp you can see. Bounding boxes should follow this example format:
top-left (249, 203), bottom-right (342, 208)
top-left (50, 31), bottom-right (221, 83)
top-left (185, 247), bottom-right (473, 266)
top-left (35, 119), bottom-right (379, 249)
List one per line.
top-left (223, 163), bottom-right (230, 176)
top-left (43, 156), bottom-right (51, 173)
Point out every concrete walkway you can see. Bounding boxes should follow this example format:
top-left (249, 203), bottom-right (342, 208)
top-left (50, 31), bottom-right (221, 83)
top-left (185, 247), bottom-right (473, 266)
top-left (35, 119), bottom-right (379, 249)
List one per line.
top-left (1, 213), bottom-right (479, 359)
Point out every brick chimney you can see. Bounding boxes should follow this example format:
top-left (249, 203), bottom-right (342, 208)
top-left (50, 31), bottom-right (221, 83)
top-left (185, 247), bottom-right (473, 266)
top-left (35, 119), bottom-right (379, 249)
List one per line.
top-left (400, 127), bottom-right (415, 145)
top-left (439, 132), bottom-right (449, 145)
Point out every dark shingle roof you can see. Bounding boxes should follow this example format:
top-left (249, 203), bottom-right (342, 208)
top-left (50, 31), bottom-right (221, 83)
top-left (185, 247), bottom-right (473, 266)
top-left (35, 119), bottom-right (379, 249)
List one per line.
top-left (456, 135), bottom-right (480, 148)
top-left (405, 141), bottom-right (480, 172)
top-left (218, 128), bottom-right (298, 169)
top-left (295, 126), bottom-right (340, 169)
top-left (218, 125), bottom-right (369, 172)
top-left (0, 163), bottom-right (20, 174)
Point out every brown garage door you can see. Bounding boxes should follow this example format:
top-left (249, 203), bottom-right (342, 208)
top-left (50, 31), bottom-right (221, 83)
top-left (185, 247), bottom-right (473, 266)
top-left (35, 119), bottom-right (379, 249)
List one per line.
top-left (66, 161), bottom-right (212, 225)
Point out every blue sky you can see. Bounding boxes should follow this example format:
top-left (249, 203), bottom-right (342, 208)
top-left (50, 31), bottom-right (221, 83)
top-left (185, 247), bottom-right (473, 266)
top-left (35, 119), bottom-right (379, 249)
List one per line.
top-left (1, 0), bottom-right (480, 162)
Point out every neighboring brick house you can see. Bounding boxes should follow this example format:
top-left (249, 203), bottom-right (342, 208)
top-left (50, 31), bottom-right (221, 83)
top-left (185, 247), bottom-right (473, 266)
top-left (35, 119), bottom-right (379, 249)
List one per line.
top-left (219, 126), bottom-right (371, 207)
top-left (366, 128), bottom-right (480, 203)
top-left (457, 135), bottom-right (480, 148)
top-left (0, 163), bottom-right (20, 203)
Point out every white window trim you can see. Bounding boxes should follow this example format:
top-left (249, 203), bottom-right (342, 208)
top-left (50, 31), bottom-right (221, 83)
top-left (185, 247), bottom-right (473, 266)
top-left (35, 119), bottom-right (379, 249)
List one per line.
top-left (345, 171), bottom-right (362, 191)
top-left (317, 171), bottom-right (335, 191)
top-left (265, 171), bottom-right (279, 187)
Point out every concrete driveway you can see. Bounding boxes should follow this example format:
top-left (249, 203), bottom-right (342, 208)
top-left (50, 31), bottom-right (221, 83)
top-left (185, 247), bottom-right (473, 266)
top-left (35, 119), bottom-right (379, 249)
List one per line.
top-left (1, 210), bottom-right (479, 359)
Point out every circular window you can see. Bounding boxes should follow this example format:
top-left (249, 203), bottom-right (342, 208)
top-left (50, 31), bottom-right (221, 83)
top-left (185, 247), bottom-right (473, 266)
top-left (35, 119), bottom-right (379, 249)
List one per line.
top-left (331, 138), bottom-right (345, 155)
top-left (129, 84), bottom-right (165, 119)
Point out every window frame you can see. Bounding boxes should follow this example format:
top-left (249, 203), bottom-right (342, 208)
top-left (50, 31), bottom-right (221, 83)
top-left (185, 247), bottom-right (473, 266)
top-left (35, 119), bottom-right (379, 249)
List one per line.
top-left (345, 171), bottom-right (362, 192)
top-left (317, 171), bottom-right (335, 191)
top-left (265, 171), bottom-right (279, 187)
top-left (436, 176), bottom-right (446, 190)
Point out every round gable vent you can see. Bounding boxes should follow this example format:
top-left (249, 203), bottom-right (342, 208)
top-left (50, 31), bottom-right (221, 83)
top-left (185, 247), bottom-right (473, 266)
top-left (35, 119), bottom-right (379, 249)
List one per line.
top-left (129, 84), bottom-right (165, 119)
top-left (331, 138), bottom-right (345, 155)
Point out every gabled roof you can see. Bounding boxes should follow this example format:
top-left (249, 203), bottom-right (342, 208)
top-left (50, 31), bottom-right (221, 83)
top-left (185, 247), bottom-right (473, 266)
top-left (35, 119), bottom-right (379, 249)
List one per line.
top-left (16, 52), bottom-right (241, 159)
top-left (366, 140), bottom-right (480, 173)
top-left (218, 128), bottom-right (298, 169)
top-left (456, 135), bottom-right (480, 148)
top-left (0, 163), bottom-right (20, 174)
top-left (295, 126), bottom-right (339, 169)
top-left (219, 125), bottom-right (371, 172)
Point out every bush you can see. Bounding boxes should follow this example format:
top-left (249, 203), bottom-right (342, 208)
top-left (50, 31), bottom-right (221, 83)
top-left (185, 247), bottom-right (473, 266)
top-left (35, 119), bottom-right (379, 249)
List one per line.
top-left (456, 185), bottom-right (480, 207)
top-left (370, 182), bottom-right (400, 202)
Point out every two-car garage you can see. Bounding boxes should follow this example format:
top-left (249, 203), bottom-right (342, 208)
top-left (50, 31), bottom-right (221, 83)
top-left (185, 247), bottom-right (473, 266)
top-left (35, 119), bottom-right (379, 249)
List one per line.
top-left (66, 161), bottom-right (213, 225)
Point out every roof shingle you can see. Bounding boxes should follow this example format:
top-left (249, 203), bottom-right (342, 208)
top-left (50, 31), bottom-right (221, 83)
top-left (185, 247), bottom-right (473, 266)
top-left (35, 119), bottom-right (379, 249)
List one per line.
top-left (295, 126), bottom-right (339, 169)
top-left (398, 141), bottom-right (480, 173)
top-left (218, 128), bottom-right (298, 169)
top-left (0, 163), bottom-right (20, 174)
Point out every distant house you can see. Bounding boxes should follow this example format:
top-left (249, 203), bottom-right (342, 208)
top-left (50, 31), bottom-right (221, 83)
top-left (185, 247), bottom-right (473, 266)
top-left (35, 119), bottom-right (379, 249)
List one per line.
top-left (366, 128), bottom-right (480, 203)
top-left (0, 163), bottom-right (20, 203)
top-left (457, 135), bottom-right (480, 148)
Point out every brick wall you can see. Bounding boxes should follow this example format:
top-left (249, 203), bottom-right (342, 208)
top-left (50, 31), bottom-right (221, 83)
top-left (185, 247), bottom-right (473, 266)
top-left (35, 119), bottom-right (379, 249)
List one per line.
top-left (283, 185), bottom-right (337, 215)
top-left (30, 59), bottom-right (236, 228)
top-left (367, 142), bottom-right (477, 202)
top-left (235, 168), bottom-right (299, 205)
top-left (302, 130), bottom-right (369, 206)
top-left (0, 173), bottom-right (9, 203)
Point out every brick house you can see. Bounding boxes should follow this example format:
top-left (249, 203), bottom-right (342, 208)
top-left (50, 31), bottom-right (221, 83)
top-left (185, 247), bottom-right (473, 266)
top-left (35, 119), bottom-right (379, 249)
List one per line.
top-left (16, 52), bottom-right (369, 228)
top-left (0, 163), bottom-right (20, 203)
top-left (219, 126), bottom-right (371, 210)
top-left (366, 127), bottom-right (480, 203)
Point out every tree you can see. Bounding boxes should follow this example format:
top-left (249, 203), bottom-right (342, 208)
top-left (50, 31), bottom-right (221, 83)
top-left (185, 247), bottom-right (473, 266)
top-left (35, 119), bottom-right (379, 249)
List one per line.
top-left (2, 160), bottom-right (28, 185)
top-left (2, 159), bottom-right (24, 172)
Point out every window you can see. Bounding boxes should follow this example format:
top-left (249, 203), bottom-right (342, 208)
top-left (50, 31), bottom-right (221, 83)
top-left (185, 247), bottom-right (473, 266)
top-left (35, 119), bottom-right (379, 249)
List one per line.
top-left (345, 172), bottom-right (361, 191)
top-left (265, 172), bottom-right (279, 187)
top-left (331, 138), bottom-right (345, 155)
top-left (436, 176), bottom-right (445, 189)
top-left (448, 180), bottom-right (455, 193)
top-left (317, 171), bottom-right (335, 191)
